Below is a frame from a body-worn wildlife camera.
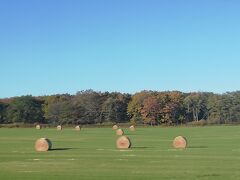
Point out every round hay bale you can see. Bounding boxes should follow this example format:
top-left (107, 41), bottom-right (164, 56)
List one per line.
top-left (116, 129), bottom-right (124, 136)
top-left (173, 136), bottom-right (187, 149)
top-left (36, 124), bottom-right (41, 130)
top-left (34, 138), bottom-right (52, 152)
top-left (112, 125), bottom-right (118, 130)
top-left (75, 125), bottom-right (81, 131)
top-left (116, 136), bottom-right (131, 149)
top-left (57, 125), bottom-right (62, 131)
top-left (129, 125), bottom-right (135, 131)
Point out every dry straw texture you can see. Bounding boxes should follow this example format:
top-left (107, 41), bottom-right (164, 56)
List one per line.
top-left (36, 124), bottom-right (41, 130)
top-left (129, 125), bottom-right (135, 131)
top-left (173, 136), bottom-right (187, 149)
top-left (57, 125), bottom-right (62, 131)
top-left (75, 125), bottom-right (81, 131)
top-left (116, 136), bottom-right (131, 149)
top-left (116, 129), bottom-right (124, 136)
top-left (112, 125), bottom-right (118, 130)
top-left (35, 138), bottom-right (52, 152)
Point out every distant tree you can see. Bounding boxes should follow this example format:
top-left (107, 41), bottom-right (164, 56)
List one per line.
top-left (184, 93), bottom-right (208, 122)
top-left (158, 91), bottom-right (185, 125)
top-left (230, 91), bottom-right (240, 123)
top-left (73, 90), bottom-right (107, 124)
top-left (128, 91), bottom-right (152, 124)
top-left (101, 93), bottom-right (130, 123)
top-left (42, 94), bottom-right (73, 124)
top-left (0, 102), bottom-right (8, 123)
top-left (6, 96), bottom-right (44, 123)
top-left (167, 91), bottom-right (186, 124)
top-left (207, 93), bottom-right (222, 124)
top-left (141, 96), bottom-right (160, 125)
top-left (2, 89), bottom-right (240, 126)
top-left (101, 97), bottom-right (116, 123)
top-left (216, 92), bottom-right (240, 124)
top-left (128, 91), bottom-right (185, 125)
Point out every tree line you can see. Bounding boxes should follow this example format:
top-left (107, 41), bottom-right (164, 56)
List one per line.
top-left (1, 90), bottom-right (240, 125)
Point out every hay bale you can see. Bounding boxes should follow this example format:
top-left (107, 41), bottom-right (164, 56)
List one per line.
top-left (75, 125), bottom-right (81, 131)
top-left (116, 129), bottom-right (124, 136)
top-left (112, 125), bottom-right (118, 130)
top-left (36, 124), bottom-right (41, 130)
top-left (57, 125), bottom-right (62, 131)
top-left (129, 125), bottom-right (135, 131)
top-left (34, 138), bottom-right (52, 152)
top-left (116, 136), bottom-right (131, 149)
top-left (173, 136), bottom-right (187, 149)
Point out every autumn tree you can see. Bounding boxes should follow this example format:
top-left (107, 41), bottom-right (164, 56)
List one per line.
top-left (1, 90), bottom-right (240, 126)
top-left (128, 91), bottom-right (152, 124)
top-left (163, 91), bottom-right (185, 124)
top-left (141, 96), bottom-right (160, 125)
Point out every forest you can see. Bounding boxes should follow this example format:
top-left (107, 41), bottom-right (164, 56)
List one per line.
top-left (1, 90), bottom-right (240, 126)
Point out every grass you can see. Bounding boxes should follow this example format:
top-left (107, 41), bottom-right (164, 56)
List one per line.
top-left (0, 126), bottom-right (240, 180)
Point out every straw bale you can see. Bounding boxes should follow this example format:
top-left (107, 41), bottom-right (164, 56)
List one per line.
top-left (173, 136), bottom-right (187, 149)
top-left (116, 136), bottom-right (131, 149)
top-left (116, 129), bottom-right (124, 136)
top-left (35, 138), bottom-right (52, 152)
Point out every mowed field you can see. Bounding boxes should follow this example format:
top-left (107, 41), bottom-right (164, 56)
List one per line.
top-left (0, 126), bottom-right (240, 180)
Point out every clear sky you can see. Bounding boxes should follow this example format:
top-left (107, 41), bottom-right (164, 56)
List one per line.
top-left (1, 0), bottom-right (240, 98)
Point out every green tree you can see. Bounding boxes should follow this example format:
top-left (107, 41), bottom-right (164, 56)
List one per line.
top-left (6, 96), bottom-right (44, 123)
top-left (101, 93), bottom-right (130, 123)
top-left (42, 94), bottom-right (74, 124)
top-left (184, 93), bottom-right (208, 122)
top-left (207, 93), bottom-right (221, 124)
top-left (73, 90), bottom-right (107, 124)
top-left (0, 102), bottom-right (8, 123)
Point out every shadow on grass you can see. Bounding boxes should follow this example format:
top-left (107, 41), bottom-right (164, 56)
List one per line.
top-left (188, 146), bottom-right (208, 149)
top-left (131, 146), bottom-right (151, 149)
top-left (121, 133), bottom-right (137, 136)
top-left (49, 148), bottom-right (74, 151)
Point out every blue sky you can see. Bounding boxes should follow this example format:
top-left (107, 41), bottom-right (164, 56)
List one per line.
top-left (1, 0), bottom-right (240, 98)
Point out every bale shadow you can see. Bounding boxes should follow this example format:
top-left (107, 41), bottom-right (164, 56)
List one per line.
top-left (187, 146), bottom-right (208, 149)
top-left (49, 148), bottom-right (74, 151)
top-left (123, 133), bottom-right (137, 136)
top-left (131, 146), bottom-right (151, 149)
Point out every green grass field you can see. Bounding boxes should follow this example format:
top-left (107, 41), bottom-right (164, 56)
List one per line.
top-left (0, 126), bottom-right (240, 180)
